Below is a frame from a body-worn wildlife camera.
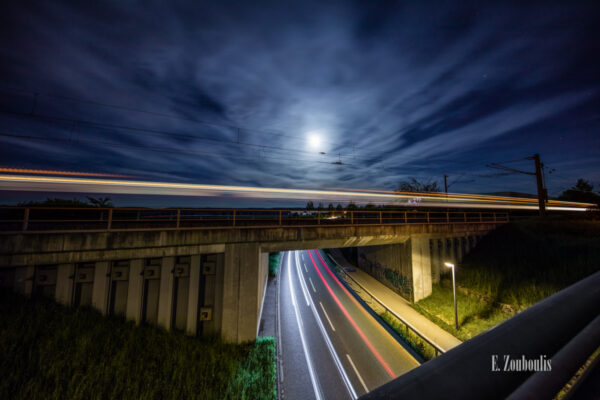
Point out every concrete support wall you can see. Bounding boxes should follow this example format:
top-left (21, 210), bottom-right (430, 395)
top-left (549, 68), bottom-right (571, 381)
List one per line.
top-left (126, 259), bottom-right (144, 324)
top-left (410, 237), bottom-right (432, 302)
top-left (14, 265), bottom-right (34, 296)
top-left (92, 261), bottom-right (110, 315)
top-left (186, 255), bottom-right (201, 335)
top-left (431, 239), bottom-right (441, 284)
top-left (55, 263), bottom-right (74, 306)
top-left (157, 257), bottom-right (175, 331)
top-left (222, 243), bottom-right (265, 343)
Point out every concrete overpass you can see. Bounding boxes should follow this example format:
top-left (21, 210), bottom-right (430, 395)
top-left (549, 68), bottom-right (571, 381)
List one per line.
top-left (0, 207), bottom-right (507, 343)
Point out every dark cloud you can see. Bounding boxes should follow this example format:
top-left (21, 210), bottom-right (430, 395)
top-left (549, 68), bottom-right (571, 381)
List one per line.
top-left (0, 0), bottom-right (599, 205)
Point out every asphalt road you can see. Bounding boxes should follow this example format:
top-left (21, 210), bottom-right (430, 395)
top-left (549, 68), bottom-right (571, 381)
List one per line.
top-left (278, 249), bottom-right (420, 400)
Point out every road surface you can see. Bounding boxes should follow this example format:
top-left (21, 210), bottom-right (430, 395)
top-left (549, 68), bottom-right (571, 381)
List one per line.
top-left (278, 249), bottom-right (420, 399)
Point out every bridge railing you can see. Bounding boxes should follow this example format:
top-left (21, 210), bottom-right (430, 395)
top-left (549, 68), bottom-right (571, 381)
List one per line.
top-left (0, 207), bottom-right (509, 232)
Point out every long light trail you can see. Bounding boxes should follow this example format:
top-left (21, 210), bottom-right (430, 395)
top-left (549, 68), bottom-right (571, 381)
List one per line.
top-left (0, 174), bottom-right (594, 211)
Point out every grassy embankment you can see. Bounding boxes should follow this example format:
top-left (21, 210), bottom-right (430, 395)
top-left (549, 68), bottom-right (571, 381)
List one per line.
top-left (0, 291), bottom-right (276, 400)
top-left (268, 252), bottom-right (281, 277)
top-left (413, 217), bottom-right (600, 341)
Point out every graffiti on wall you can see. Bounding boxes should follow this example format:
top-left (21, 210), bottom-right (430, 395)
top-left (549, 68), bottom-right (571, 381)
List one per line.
top-left (358, 253), bottom-right (412, 298)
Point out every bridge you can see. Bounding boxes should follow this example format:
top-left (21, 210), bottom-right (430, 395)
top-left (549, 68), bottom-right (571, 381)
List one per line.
top-left (0, 206), bottom-right (507, 343)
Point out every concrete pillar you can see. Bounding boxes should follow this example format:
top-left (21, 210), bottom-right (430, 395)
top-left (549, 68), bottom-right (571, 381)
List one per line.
top-left (186, 255), bottom-right (201, 336)
top-left (411, 236), bottom-right (432, 302)
top-left (157, 257), bottom-right (175, 330)
top-left (222, 243), bottom-right (264, 343)
top-left (126, 259), bottom-right (144, 324)
top-left (92, 261), bottom-right (110, 315)
top-left (431, 239), bottom-right (441, 284)
top-left (446, 237), bottom-right (456, 266)
top-left (456, 237), bottom-right (464, 262)
top-left (55, 263), bottom-right (75, 306)
top-left (14, 265), bottom-right (34, 296)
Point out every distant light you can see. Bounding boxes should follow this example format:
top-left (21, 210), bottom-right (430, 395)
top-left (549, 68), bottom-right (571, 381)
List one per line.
top-left (308, 134), bottom-right (321, 149)
top-left (444, 262), bottom-right (454, 268)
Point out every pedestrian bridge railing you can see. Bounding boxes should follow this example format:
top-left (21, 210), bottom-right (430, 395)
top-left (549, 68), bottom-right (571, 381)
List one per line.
top-left (0, 207), bottom-right (508, 233)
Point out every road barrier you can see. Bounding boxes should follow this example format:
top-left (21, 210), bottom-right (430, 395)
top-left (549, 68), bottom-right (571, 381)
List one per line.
top-left (325, 251), bottom-right (446, 358)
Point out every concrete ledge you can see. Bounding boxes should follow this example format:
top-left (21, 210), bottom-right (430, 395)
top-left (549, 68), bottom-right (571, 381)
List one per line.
top-left (0, 223), bottom-right (497, 266)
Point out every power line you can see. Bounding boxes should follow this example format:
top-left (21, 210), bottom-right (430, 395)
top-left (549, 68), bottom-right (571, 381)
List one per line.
top-left (0, 130), bottom-right (355, 167)
top-left (0, 85), bottom-right (343, 147)
top-left (0, 109), bottom-right (346, 161)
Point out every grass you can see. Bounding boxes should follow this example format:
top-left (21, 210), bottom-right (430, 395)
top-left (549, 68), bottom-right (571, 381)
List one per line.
top-left (0, 290), bottom-right (276, 400)
top-left (459, 218), bottom-right (600, 308)
top-left (268, 252), bottom-right (281, 277)
top-left (414, 217), bottom-right (600, 341)
top-left (379, 311), bottom-right (436, 361)
top-left (413, 284), bottom-right (510, 342)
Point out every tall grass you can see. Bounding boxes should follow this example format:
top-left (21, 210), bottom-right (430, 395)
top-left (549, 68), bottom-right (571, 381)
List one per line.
top-left (268, 252), bottom-right (281, 277)
top-left (0, 291), bottom-right (276, 400)
top-left (414, 218), bottom-right (600, 341)
top-left (459, 218), bottom-right (600, 308)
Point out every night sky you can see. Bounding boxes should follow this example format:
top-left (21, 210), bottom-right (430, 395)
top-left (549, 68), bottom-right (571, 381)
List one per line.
top-left (1, 1), bottom-right (599, 206)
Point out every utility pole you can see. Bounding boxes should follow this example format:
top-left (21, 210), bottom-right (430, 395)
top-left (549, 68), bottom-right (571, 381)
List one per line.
top-left (486, 154), bottom-right (548, 217)
top-left (532, 154), bottom-right (546, 217)
top-left (444, 175), bottom-right (448, 194)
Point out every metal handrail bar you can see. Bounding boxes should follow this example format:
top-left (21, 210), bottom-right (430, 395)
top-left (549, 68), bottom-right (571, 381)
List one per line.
top-left (326, 251), bottom-right (446, 356)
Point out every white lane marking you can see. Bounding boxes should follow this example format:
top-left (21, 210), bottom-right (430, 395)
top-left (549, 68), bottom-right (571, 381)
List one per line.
top-left (319, 302), bottom-right (336, 332)
top-left (346, 354), bottom-right (369, 394)
top-left (289, 252), bottom-right (323, 400)
top-left (309, 277), bottom-right (317, 293)
top-left (278, 253), bottom-right (284, 386)
top-left (298, 256), bottom-right (358, 399)
top-left (294, 251), bottom-right (311, 307)
top-left (304, 263), bottom-right (308, 273)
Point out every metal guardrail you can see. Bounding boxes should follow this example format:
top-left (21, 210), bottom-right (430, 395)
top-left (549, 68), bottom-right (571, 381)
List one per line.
top-left (0, 207), bottom-right (509, 233)
top-left (326, 251), bottom-right (446, 357)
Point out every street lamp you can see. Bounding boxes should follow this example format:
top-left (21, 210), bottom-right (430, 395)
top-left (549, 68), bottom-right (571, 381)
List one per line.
top-left (444, 262), bottom-right (458, 330)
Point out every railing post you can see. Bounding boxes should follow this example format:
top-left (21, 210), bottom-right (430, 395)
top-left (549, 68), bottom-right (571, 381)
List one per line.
top-left (427, 212), bottom-right (430, 224)
top-left (404, 211), bottom-right (407, 224)
top-left (176, 209), bottom-right (181, 229)
top-left (479, 212), bottom-right (483, 222)
top-left (233, 210), bottom-right (236, 227)
top-left (351, 211), bottom-right (354, 225)
top-left (279, 210), bottom-right (282, 226)
top-left (318, 210), bottom-right (320, 225)
top-left (379, 211), bottom-right (383, 224)
top-left (493, 212), bottom-right (497, 223)
top-left (446, 211), bottom-right (450, 223)
top-left (107, 209), bottom-right (113, 230)
top-left (22, 208), bottom-right (29, 231)
top-left (464, 212), bottom-right (467, 222)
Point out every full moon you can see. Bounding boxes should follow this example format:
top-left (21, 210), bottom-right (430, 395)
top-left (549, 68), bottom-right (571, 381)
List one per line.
top-left (308, 134), bottom-right (321, 149)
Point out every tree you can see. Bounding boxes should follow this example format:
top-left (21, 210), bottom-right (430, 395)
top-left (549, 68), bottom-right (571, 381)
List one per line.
top-left (317, 203), bottom-right (324, 210)
top-left (346, 202), bottom-right (358, 210)
top-left (397, 177), bottom-right (440, 192)
top-left (336, 204), bottom-right (343, 211)
top-left (306, 201), bottom-right (315, 210)
top-left (558, 179), bottom-right (600, 205)
top-left (86, 196), bottom-right (114, 208)
top-left (328, 203), bottom-right (334, 211)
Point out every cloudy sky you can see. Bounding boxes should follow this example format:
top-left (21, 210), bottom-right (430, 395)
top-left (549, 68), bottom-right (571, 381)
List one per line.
top-left (0, 1), bottom-right (599, 205)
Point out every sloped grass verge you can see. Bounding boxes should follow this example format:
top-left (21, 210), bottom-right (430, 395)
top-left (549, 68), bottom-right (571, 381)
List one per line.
top-left (0, 291), bottom-right (276, 400)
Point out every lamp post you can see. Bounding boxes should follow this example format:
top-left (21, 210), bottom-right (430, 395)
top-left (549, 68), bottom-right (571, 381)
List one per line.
top-left (444, 262), bottom-right (458, 330)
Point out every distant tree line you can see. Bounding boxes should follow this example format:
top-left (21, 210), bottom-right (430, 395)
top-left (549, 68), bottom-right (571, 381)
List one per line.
top-left (18, 196), bottom-right (114, 208)
top-left (558, 179), bottom-right (600, 206)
